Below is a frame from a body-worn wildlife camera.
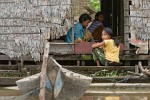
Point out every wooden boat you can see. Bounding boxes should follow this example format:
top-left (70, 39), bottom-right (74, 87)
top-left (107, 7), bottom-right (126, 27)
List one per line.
top-left (16, 57), bottom-right (92, 100)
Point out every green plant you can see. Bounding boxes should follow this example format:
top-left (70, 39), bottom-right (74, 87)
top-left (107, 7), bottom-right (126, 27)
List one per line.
top-left (106, 70), bottom-right (118, 77)
top-left (89, 70), bottom-right (127, 77)
top-left (89, 0), bottom-right (101, 11)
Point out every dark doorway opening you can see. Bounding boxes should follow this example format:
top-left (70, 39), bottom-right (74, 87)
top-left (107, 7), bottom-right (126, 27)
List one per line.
top-left (100, 0), bottom-right (124, 37)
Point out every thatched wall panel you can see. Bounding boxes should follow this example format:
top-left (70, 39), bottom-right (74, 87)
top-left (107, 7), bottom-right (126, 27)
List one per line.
top-left (129, 0), bottom-right (150, 54)
top-left (0, 0), bottom-right (71, 61)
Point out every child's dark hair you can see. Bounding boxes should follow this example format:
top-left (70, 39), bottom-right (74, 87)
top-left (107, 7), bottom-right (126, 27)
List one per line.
top-left (79, 13), bottom-right (92, 23)
top-left (103, 27), bottom-right (119, 47)
top-left (95, 11), bottom-right (104, 20)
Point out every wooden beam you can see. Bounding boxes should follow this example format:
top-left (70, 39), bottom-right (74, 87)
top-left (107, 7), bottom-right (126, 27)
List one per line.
top-left (0, 64), bottom-right (148, 72)
top-left (0, 54), bottom-right (149, 61)
top-left (0, 55), bottom-right (34, 61)
top-left (123, 55), bottom-right (150, 60)
top-left (0, 65), bottom-right (18, 70)
top-left (63, 66), bottom-right (150, 70)
top-left (0, 77), bottom-right (21, 86)
top-left (0, 70), bottom-right (19, 74)
top-left (93, 77), bottom-right (150, 83)
top-left (22, 65), bottom-right (150, 71)
top-left (39, 42), bottom-right (50, 100)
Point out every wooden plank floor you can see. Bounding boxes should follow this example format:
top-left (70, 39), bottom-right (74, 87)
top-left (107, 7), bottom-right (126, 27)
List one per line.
top-left (0, 54), bottom-right (149, 61)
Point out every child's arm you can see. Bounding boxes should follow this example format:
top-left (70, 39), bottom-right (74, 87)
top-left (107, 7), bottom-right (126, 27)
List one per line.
top-left (92, 41), bottom-right (105, 48)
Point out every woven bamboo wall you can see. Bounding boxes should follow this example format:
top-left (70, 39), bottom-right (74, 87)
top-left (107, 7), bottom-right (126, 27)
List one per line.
top-left (124, 0), bottom-right (150, 54)
top-left (129, 0), bottom-right (150, 54)
top-left (0, 0), bottom-right (71, 61)
top-left (130, 0), bottom-right (150, 41)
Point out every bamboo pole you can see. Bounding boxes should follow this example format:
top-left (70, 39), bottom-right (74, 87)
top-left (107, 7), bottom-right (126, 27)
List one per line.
top-left (71, 0), bottom-right (75, 53)
top-left (127, 71), bottom-right (141, 76)
top-left (138, 61), bottom-right (145, 72)
top-left (138, 61), bottom-right (150, 77)
top-left (135, 65), bottom-right (139, 74)
top-left (39, 41), bottom-right (50, 100)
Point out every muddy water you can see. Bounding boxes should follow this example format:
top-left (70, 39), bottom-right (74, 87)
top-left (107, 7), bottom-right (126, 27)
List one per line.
top-left (81, 95), bottom-right (150, 100)
top-left (0, 87), bottom-right (20, 96)
top-left (0, 88), bottom-right (150, 100)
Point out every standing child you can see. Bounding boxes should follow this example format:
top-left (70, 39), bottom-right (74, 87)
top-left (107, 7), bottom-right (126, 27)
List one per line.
top-left (92, 27), bottom-right (120, 66)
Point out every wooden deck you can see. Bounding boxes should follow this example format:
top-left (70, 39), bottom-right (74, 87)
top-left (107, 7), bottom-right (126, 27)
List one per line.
top-left (0, 52), bottom-right (149, 86)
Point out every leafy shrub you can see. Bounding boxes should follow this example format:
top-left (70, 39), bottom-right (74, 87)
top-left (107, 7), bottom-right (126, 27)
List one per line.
top-left (89, 0), bottom-right (101, 11)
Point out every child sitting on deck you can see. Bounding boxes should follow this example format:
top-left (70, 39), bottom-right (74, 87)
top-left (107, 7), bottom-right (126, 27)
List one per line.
top-left (92, 27), bottom-right (120, 66)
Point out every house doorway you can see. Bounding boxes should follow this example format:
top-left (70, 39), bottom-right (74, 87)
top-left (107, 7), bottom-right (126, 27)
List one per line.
top-left (100, 0), bottom-right (124, 37)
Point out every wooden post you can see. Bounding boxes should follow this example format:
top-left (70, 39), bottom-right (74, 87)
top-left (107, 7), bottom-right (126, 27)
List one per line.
top-left (77, 60), bottom-right (80, 66)
top-left (17, 61), bottom-right (21, 72)
top-left (139, 61), bottom-right (150, 76)
top-left (20, 55), bottom-right (24, 71)
top-left (148, 60), bottom-right (150, 67)
top-left (124, 0), bottom-right (131, 66)
top-left (39, 41), bottom-right (50, 100)
top-left (71, 0), bottom-right (75, 53)
top-left (135, 65), bottom-right (139, 74)
top-left (138, 61), bottom-right (145, 72)
top-left (8, 61), bottom-right (11, 65)
top-left (81, 61), bottom-right (85, 66)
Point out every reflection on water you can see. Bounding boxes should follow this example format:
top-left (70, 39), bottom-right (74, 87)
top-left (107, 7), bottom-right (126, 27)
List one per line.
top-left (81, 96), bottom-right (149, 100)
top-left (0, 88), bottom-right (150, 100)
top-left (0, 87), bottom-right (20, 96)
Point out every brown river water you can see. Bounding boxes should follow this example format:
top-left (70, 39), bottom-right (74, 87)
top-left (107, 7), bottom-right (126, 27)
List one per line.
top-left (81, 95), bottom-right (150, 100)
top-left (0, 87), bottom-right (150, 100)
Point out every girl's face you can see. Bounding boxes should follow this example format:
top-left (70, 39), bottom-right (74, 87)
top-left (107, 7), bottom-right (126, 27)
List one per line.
top-left (82, 20), bottom-right (91, 28)
top-left (101, 30), bottom-right (110, 40)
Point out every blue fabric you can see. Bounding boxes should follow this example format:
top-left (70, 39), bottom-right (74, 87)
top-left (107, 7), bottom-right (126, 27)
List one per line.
top-left (87, 21), bottom-right (103, 34)
top-left (65, 22), bottom-right (85, 43)
top-left (45, 75), bottom-right (52, 92)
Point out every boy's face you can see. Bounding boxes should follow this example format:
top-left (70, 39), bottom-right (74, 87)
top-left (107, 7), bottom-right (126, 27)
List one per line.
top-left (98, 15), bottom-right (104, 22)
top-left (82, 20), bottom-right (91, 28)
